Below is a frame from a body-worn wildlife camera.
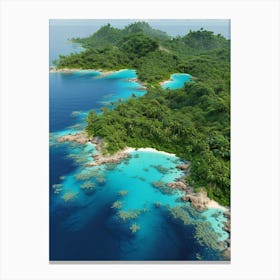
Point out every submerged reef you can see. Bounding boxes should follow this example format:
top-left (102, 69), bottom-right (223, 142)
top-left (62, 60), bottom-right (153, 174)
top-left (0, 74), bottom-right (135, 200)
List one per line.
top-left (80, 181), bottom-right (95, 194)
top-left (194, 221), bottom-right (225, 251)
top-left (62, 191), bottom-right (78, 202)
top-left (117, 209), bottom-right (141, 222)
top-left (111, 200), bottom-right (123, 210)
top-left (152, 181), bottom-right (165, 188)
top-left (52, 184), bottom-right (63, 194)
top-left (75, 169), bottom-right (103, 181)
top-left (168, 206), bottom-right (193, 225)
top-left (130, 223), bottom-right (140, 233)
top-left (117, 190), bottom-right (129, 197)
top-left (151, 181), bottom-right (174, 195)
top-left (58, 131), bottom-right (89, 144)
top-left (152, 164), bottom-right (169, 174)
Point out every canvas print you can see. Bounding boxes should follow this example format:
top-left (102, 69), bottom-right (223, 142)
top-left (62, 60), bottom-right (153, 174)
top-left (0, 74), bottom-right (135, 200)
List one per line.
top-left (49, 19), bottom-right (230, 261)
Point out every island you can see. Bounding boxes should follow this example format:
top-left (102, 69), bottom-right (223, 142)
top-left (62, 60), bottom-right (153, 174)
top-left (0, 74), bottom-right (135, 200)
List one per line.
top-left (54, 22), bottom-right (230, 206)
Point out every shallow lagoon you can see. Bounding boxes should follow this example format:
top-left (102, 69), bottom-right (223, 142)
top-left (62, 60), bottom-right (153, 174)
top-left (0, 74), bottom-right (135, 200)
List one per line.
top-left (162, 73), bottom-right (192, 90)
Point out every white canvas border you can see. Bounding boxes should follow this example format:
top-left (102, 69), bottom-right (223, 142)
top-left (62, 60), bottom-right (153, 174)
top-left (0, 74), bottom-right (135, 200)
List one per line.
top-left (0, 0), bottom-right (279, 279)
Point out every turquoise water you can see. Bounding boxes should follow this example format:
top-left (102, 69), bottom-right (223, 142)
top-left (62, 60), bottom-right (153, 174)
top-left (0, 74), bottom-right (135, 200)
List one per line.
top-left (162, 73), bottom-right (192, 90)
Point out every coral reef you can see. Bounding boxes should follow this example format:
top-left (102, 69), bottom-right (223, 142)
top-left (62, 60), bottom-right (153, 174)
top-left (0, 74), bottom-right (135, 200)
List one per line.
top-left (57, 131), bottom-right (89, 144)
top-left (117, 209), bottom-right (141, 222)
top-left (130, 223), bottom-right (140, 233)
top-left (111, 200), bottom-right (123, 209)
top-left (117, 190), bottom-right (128, 197)
top-left (168, 206), bottom-right (193, 225)
top-left (80, 181), bottom-right (95, 194)
top-left (62, 192), bottom-right (78, 202)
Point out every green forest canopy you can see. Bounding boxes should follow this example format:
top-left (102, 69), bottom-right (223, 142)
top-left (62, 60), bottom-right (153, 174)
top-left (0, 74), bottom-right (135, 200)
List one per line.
top-left (54, 22), bottom-right (230, 206)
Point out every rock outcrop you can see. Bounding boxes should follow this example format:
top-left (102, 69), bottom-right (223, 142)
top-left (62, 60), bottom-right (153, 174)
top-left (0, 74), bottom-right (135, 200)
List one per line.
top-left (87, 149), bottom-right (130, 166)
top-left (176, 163), bottom-right (191, 171)
top-left (57, 132), bottom-right (89, 144)
top-left (222, 247), bottom-right (231, 260)
top-left (181, 191), bottom-right (210, 211)
top-left (167, 181), bottom-right (188, 191)
top-left (223, 220), bottom-right (231, 233)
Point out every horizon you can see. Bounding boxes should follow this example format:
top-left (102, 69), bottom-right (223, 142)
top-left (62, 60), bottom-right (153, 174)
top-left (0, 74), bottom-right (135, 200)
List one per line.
top-left (49, 19), bottom-right (231, 39)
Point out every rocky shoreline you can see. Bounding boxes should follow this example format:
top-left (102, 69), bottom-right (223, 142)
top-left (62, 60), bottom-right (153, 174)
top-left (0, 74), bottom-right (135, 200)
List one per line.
top-left (50, 66), bottom-right (102, 74)
top-left (170, 161), bottom-right (231, 259)
top-left (221, 210), bottom-right (231, 259)
top-left (57, 132), bottom-right (229, 212)
top-left (56, 131), bottom-right (230, 258)
top-left (49, 66), bottom-right (121, 76)
top-left (57, 131), bottom-right (90, 144)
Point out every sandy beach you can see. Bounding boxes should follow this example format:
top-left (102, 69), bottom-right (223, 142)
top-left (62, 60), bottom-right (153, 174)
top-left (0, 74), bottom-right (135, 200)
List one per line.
top-left (57, 133), bottom-right (228, 212)
top-left (129, 147), bottom-right (176, 157)
top-left (159, 75), bottom-right (176, 86)
top-left (206, 200), bottom-right (228, 211)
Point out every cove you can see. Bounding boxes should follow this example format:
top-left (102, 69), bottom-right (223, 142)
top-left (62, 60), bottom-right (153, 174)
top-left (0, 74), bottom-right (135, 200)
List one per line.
top-left (161, 73), bottom-right (192, 90)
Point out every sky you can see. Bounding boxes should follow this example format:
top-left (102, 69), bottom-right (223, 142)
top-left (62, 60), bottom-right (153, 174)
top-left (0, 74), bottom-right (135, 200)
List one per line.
top-left (49, 19), bottom-right (231, 38)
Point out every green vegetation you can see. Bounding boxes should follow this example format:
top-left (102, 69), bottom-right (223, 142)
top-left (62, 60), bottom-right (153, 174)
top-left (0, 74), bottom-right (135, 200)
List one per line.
top-left (55, 22), bottom-right (229, 85)
top-left (55, 22), bottom-right (230, 206)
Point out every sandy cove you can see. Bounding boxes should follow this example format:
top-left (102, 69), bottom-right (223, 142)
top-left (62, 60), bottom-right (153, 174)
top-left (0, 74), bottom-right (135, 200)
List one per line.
top-left (57, 132), bottom-right (228, 212)
top-left (56, 131), bottom-right (230, 259)
top-left (87, 147), bottom-right (175, 167)
top-left (160, 75), bottom-right (175, 86)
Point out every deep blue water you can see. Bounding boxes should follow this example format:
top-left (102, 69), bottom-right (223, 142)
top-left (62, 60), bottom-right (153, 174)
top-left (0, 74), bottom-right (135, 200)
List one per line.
top-left (49, 21), bottom-right (229, 261)
top-left (50, 69), bottom-right (145, 132)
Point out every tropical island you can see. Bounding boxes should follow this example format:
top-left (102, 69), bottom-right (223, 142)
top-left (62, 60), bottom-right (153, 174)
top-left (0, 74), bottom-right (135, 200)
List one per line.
top-left (53, 22), bottom-right (230, 208)
top-left (50, 21), bottom-right (231, 261)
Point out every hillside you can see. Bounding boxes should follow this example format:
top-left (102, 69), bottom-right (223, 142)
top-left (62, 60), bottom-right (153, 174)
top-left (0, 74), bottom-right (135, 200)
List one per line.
top-left (55, 22), bottom-right (231, 206)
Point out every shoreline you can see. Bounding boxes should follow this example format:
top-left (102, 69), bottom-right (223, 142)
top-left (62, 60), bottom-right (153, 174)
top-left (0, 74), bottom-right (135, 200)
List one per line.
top-left (207, 200), bottom-right (228, 211)
top-left (49, 67), bottom-right (146, 89)
top-left (55, 131), bottom-right (230, 255)
top-left (86, 146), bottom-right (176, 166)
top-left (50, 67), bottom-right (128, 76)
top-left (160, 73), bottom-right (191, 87)
top-left (132, 147), bottom-right (176, 157)
top-left (50, 67), bottom-right (105, 74)
top-left (160, 77), bottom-right (174, 86)
top-left (56, 132), bottom-right (228, 212)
